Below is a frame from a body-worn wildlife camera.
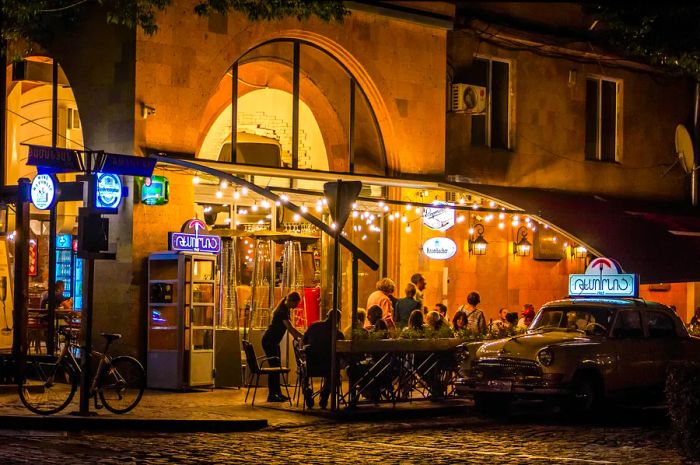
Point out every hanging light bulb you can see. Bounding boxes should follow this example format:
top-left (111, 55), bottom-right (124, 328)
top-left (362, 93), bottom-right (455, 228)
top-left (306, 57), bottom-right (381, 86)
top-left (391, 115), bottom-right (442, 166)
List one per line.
top-left (251, 203), bottom-right (259, 212)
top-left (233, 190), bottom-right (240, 200)
top-left (498, 222), bottom-right (505, 230)
top-left (499, 212), bottom-right (505, 220)
top-left (405, 225), bottom-right (412, 233)
top-left (261, 200), bottom-right (270, 209)
top-left (301, 205), bottom-right (308, 213)
top-left (280, 194), bottom-right (289, 203)
top-left (315, 204), bottom-right (323, 213)
top-left (352, 202), bottom-right (358, 209)
top-left (378, 201), bottom-right (385, 208)
top-left (383, 205), bottom-right (389, 212)
top-left (512, 219), bottom-right (519, 227)
top-left (215, 191), bottom-right (223, 199)
top-left (406, 203), bottom-right (413, 211)
top-left (362, 235), bottom-right (367, 241)
top-left (468, 227), bottom-right (475, 235)
top-left (489, 200), bottom-right (496, 208)
top-left (192, 175), bottom-right (201, 185)
top-left (401, 216), bottom-right (407, 223)
top-left (241, 187), bottom-right (248, 195)
top-left (293, 213), bottom-right (300, 222)
top-left (220, 180), bottom-right (228, 190)
top-left (415, 207), bottom-right (422, 214)
top-left (351, 210), bottom-right (358, 218)
top-left (388, 214), bottom-right (394, 221)
top-left (322, 198), bottom-right (328, 205)
top-left (275, 201), bottom-right (281, 206)
top-left (457, 215), bottom-right (466, 223)
top-left (472, 203), bottom-right (479, 210)
top-left (331, 222), bottom-right (337, 230)
top-left (525, 217), bottom-right (531, 223)
top-left (459, 197), bottom-right (466, 205)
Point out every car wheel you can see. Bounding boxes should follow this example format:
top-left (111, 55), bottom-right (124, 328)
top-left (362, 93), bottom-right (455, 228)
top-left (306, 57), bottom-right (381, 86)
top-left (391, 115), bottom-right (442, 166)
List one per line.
top-left (565, 374), bottom-right (602, 416)
top-left (473, 393), bottom-right (510, 416)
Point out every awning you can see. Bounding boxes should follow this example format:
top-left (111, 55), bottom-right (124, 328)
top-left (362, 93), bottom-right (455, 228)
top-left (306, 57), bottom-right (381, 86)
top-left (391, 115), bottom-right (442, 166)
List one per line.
top-left (453, 183), bottom-right (700, 284)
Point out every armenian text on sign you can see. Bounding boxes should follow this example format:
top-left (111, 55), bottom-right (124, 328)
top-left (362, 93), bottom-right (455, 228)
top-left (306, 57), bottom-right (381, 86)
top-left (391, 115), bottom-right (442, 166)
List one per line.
top-left (169, 233), bottom-right (221, 254)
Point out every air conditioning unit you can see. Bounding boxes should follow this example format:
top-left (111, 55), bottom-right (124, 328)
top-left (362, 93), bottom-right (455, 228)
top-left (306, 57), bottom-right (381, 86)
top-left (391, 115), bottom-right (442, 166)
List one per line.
top-left (451, 83), bottom-right (487, 114)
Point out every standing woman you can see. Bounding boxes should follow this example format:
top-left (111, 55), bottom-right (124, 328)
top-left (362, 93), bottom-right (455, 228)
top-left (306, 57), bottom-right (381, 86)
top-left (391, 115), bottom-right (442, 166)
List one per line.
top-left (261, 291), bottom-right (303, 402)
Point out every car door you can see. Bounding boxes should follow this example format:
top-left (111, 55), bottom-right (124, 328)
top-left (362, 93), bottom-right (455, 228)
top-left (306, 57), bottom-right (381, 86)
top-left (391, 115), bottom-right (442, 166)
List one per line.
top-left (608, 310), bottom-right (652, 392)
top-left (643, 310), bottom-right (683, 389)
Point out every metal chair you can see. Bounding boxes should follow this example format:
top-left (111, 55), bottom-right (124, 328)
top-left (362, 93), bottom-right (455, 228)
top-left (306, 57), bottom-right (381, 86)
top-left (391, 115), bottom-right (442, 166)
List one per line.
top-left (242, 340), bottom-right (291, 406)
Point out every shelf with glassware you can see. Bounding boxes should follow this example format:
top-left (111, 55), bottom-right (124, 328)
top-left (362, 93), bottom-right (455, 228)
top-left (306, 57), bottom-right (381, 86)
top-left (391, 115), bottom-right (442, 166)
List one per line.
top-left (147, 252), bottom-right (218, 390)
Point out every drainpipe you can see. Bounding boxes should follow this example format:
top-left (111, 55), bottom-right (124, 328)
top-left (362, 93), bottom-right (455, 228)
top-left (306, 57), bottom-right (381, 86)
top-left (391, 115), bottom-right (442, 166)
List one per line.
top-left (692, 81), bottom-right (700, 206)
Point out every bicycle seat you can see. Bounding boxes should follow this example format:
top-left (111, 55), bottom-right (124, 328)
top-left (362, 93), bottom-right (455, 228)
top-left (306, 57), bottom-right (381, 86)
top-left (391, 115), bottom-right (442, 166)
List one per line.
top-left (101, 333), bottom-right (122, 342)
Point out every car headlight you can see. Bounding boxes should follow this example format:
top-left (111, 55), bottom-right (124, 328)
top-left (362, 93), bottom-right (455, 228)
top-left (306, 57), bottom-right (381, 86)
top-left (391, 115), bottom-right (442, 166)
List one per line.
top-left (537, 348), bottom-right (554, 366)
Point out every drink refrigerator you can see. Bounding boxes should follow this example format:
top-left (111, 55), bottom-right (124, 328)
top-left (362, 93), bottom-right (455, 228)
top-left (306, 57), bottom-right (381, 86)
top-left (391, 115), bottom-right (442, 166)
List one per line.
top-left (55, 234), bottom-right (83, 310)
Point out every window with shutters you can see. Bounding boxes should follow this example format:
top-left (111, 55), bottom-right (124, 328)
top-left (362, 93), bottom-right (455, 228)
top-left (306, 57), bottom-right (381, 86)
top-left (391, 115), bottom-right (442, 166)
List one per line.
top-left (585, 76), bottom-right (621, 162)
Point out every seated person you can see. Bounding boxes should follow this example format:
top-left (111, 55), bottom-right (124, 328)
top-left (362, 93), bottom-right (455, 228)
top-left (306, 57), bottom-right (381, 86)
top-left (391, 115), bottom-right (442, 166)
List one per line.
top-left (452, 310), bottom-right (468, 332)
top-left (434, 303), bottom-right (448, 319)
top-left (343, 309), bottom-right (368, 339)
top-left (366, 305), bottom-right (389, 337)
top-left (401, 309), bottom-right (425, 337)
top-left (426, 310), bottom-right (453, 337)
top-left (40, 280), bottom-right (72, 310)
top-left (302, 309), bottom-right (344, 409)
top-left (40, 280), bottom-right (73, 326)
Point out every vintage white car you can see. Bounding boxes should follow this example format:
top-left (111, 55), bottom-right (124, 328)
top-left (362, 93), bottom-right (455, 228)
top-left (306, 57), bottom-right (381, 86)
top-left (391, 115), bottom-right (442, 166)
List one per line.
top-left (456, 298), bottom-right (700, 413)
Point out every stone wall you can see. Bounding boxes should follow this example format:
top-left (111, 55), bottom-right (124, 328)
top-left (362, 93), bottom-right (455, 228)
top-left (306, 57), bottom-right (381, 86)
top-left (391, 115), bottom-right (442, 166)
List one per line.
top-left (447, 30), bottom-right (693, 201)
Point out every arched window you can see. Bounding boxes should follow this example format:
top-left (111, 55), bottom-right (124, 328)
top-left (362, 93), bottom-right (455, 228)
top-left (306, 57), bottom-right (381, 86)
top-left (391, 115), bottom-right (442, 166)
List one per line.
top-left (198, 39), bottom-right (387, 176)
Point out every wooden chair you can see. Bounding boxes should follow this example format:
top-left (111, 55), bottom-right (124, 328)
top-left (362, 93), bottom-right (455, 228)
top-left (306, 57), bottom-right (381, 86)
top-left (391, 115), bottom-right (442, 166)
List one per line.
top-left (242, 340), bottom-right (291, 406)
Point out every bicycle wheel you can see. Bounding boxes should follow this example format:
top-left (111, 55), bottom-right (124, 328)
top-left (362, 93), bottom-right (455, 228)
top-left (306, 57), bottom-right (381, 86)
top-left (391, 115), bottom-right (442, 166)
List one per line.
top-left (99, 356), bottom-right (145, 414)
top-left (18, 361), bottom-right (78, 415)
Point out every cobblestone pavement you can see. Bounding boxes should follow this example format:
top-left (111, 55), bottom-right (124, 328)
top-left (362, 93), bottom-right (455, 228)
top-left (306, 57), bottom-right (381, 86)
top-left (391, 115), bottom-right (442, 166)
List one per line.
top-left (0, 406), bottom-right (688, 464)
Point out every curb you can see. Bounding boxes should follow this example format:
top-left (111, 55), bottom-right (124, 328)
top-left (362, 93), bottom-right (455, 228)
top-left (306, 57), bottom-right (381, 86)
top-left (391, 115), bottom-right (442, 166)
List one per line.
top-left (0, 415), bottom-right (268, 433)
top-left (263, 401), bottom-right (472, 422)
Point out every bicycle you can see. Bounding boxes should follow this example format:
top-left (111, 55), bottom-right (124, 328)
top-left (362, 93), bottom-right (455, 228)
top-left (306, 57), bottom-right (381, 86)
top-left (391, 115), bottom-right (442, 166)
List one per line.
top-left (17, 329), bottom-right (145, 415)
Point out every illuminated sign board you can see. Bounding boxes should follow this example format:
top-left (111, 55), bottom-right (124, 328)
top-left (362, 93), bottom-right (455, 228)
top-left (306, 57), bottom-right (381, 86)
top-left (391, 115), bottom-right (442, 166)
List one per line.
top-left (30, 174), bottom-right (58, 210)
top-left (95, 172), bottom-right (123, 210)
top-left (422, 237), bottom-right (457, 260)
top-left (168, 218), bottom-right (220, 253)
top-left (422, 202), bottom-right (455, 231)
top-left (140, 175), bottom-right (169, 205)
top-left (568, 258), bottom-right (639, 298)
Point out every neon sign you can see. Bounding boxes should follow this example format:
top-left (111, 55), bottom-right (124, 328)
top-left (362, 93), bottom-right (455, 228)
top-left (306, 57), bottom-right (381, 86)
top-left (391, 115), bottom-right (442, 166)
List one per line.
top-left (168, 218), bottom-right (221, 253)
top-left (568, 258), bottom-right (639, 298)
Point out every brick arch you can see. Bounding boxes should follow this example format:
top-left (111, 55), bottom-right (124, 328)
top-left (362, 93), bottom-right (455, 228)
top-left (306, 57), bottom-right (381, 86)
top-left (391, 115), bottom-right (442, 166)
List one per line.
top-left (197, 32), bottom-right (394, 174)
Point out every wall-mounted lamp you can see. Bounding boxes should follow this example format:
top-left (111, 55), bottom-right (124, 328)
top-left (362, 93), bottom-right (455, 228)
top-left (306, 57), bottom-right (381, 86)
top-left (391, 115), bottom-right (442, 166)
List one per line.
top-left (513, 226), bottom-right (532, 257)
top-left (141, 102), bottom-right (156, 119)
top-left (468, 223), bottom-right (488, 256)
top-left (572, 245), bottom-right (588, 259)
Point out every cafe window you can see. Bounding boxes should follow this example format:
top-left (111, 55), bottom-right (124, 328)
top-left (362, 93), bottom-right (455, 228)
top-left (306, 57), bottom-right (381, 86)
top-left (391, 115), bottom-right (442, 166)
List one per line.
top-left (469, 56), bottom-right (511, 149)
top-left (612, 310), bottom-right (643, 338)
top-left (646, 311), bottom-right (677, 339)
top-left (585, 76), bottom-right (621, 163)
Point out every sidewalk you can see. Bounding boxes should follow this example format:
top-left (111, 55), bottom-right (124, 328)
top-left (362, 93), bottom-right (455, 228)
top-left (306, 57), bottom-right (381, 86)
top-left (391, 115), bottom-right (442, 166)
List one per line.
top-left (0, 386), bottom-right (471, 432)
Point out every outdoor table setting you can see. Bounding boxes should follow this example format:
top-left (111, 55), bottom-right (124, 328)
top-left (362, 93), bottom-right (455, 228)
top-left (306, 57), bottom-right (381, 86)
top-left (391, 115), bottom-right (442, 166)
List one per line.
top-left (27, 308), bottom-right (81, 354)
top-left (336, 338), bottom-right (467, 408)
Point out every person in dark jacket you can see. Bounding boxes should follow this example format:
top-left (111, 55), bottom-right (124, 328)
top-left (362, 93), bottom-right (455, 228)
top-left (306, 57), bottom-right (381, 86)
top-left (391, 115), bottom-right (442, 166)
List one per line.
top-left (394, 283), bottom-right (421, 329)
top-left (261, 292), bottom-right (303, 402)
top-left (302, 309), bottom-right (344, 409)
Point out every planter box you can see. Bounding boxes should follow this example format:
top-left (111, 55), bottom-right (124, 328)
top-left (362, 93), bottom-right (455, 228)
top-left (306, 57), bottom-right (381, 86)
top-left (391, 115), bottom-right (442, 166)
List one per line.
top-left (337, 338), bottom-right (463, 354)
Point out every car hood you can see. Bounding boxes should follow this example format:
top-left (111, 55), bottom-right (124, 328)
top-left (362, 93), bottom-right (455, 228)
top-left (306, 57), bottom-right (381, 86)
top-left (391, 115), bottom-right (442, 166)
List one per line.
top-left (476, 331), bottom-right (596, 360)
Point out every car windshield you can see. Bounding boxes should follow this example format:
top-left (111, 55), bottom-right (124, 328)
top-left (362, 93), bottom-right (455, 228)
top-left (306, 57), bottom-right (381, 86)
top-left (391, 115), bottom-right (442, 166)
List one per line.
top-left (529, 306), bottom-right (615, 334)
